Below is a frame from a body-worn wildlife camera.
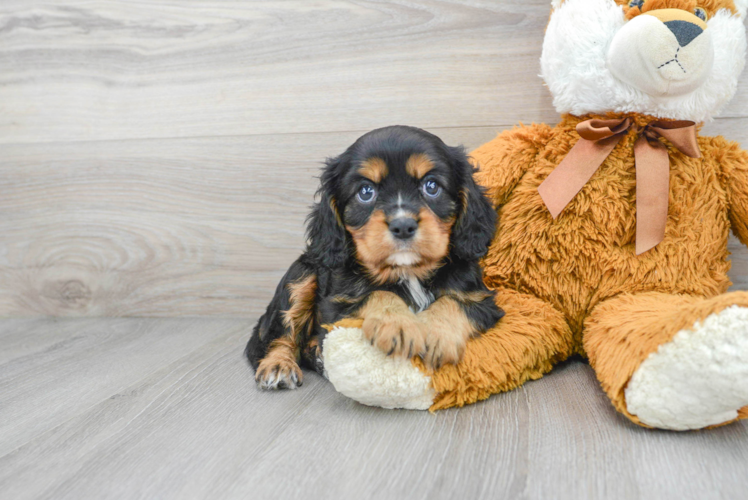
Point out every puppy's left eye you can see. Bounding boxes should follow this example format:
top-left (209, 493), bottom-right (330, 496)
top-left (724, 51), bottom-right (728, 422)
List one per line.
top-left (421, 179), bottom-right (442, 198)
top-left (694, 7), bottom-right (707, 21)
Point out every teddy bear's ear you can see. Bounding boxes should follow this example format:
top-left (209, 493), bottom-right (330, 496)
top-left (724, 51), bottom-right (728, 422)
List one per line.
top-left (551, 0), bottom-right (566, 10)
top-left (735, 0), bottom-right (748, 19)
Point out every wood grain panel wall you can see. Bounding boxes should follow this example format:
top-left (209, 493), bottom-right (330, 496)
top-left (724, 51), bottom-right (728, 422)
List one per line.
top-left (1, 1), bottom-right (747, 316)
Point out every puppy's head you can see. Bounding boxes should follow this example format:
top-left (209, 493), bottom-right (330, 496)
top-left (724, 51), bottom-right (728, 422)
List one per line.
top-left (306, 126), bottom-right (496, 283)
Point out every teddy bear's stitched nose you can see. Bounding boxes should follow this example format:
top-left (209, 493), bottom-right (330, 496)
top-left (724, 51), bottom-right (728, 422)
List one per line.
top-left (664, 20), bottom-right (703, 47)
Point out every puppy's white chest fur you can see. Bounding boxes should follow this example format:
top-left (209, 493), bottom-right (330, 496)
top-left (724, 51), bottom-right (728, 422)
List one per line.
top-left (401, 275), bottom-right (434, 313)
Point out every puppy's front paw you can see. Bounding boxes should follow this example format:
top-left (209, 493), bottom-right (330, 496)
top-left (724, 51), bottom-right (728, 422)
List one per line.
top-left (362, 313), bottom-right (427, 359)
top-left (255, 358), bottom-right (303, 390)
top-left (423, 334), bottom-right (466, 370)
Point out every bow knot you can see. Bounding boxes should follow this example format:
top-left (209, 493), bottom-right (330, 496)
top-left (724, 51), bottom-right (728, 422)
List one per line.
top-left (537, 117), bottom-right (701, 255)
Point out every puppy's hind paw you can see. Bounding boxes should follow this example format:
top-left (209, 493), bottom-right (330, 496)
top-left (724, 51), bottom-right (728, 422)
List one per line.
top-left (255, 359), bottom-right (303, 390)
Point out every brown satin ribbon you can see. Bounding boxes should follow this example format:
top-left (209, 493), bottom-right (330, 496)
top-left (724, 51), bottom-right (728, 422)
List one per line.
top-left (537, 118), bottom-right (701, 255)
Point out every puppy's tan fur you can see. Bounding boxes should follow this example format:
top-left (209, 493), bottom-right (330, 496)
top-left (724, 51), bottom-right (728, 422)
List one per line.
top-left (358, 157), bottom-right (388, 183)
top-left (257, 275), bottom-right (316, 387)
top-left (255, 337), bottom-right (303, 386)
top-left (346, 207), bottom-right (454, 285)
top-left (282, 275), bottom-right (317, 341)
top-left (356, 291), bottom-right (428, 359)
top-left (405, 153), bottom-right (435, 179)
top-left (419, 297), bottom-right (476, 369)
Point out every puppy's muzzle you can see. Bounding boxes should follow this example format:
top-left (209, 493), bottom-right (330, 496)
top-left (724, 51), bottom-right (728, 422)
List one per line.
top-left (389, 217), bottom-right (417, 240)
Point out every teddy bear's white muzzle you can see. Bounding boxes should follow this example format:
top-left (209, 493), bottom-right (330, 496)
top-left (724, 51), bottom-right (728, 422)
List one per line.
top-left (607, 10), bottom-right (713, 97)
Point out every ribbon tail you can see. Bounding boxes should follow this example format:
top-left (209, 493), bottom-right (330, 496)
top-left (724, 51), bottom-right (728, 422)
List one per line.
top-left (634, 136), bottom-right (670, 255)
top-left (650, 123), bottom-right (701, 159)
top-left (538, 134), bottom-right (621, 219)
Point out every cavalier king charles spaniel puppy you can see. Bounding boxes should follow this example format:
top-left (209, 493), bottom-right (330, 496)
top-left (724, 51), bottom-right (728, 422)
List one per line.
top-left (246, 125), bottom-right (504, 390)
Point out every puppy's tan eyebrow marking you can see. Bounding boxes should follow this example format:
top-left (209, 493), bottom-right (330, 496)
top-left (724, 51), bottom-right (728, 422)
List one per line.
top-left (405, 153), bottom-right (434, 179)
top-left (358, 157), bottom-right (388, 183)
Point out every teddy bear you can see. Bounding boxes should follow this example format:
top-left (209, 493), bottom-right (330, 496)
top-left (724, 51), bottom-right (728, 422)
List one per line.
top-left (320, 0), bottom-right (748, 431)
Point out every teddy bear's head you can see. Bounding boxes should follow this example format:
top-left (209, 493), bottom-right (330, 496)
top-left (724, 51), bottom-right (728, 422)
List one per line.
top-left (540, 0), bottom-right (747, 121)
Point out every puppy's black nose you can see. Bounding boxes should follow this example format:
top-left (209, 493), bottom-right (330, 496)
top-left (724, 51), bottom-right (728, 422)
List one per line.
top-left (389, 218), bottom-right (417, 240)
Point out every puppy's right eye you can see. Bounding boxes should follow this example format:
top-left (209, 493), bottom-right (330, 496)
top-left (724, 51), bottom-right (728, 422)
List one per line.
top-left (357, 184), bottom-right (377, 203)
top-left (421, 179), bottom-right (442, 198)
top-left (628, 0), bottom-right (644, 8)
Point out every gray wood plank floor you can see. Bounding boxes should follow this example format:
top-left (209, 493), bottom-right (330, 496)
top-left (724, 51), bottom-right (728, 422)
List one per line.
top-left (1, 318), bottom-right (746, 500)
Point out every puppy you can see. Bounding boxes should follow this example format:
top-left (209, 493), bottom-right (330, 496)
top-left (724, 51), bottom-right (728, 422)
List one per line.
top-left (245, 125), bottom-right (504, 390)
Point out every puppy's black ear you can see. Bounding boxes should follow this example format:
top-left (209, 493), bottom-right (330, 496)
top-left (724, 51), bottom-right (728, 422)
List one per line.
top-left (305, 155), bottom-right (348, 268)
top-left (449, 146), bottom-right (497, 261)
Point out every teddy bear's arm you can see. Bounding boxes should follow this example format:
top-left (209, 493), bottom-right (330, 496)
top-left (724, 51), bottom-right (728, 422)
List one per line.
top-left (471, 123), bottom-right (553, 206)
top-left (714, 137), bottom-right (748, 246)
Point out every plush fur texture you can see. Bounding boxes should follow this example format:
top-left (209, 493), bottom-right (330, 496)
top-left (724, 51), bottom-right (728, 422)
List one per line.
top-left (478, 115), bottom-right (741, 334)
top-left (322, 0), bottom-right (748, 430)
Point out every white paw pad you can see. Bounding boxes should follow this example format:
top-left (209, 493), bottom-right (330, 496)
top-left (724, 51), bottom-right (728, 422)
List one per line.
top-left (625, 305), bottom-right (748, 430)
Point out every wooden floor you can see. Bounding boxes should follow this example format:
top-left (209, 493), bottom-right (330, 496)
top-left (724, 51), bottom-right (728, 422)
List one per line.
top-left (2, 1), bottom-right (748, 498)
top-left (0, 318), bottom-right (746, 500)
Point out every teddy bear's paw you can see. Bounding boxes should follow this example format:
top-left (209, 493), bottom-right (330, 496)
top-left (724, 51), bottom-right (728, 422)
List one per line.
top-left (625, 305), bottom-right (748, 430)
top-left (362, 312), bottom-right (427, 359)
top-left (323, 325), bottom-right (435, 410)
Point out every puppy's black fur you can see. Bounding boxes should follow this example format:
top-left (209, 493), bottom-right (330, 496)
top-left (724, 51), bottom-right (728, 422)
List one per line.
top-left (246, 125), bottom-right (504, 390)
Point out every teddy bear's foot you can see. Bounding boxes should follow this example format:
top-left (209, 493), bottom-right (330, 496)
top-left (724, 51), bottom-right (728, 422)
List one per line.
top-left (323, 325), bottom-right (435, 410)
top-left (625, 305), bottom-right (748, 430)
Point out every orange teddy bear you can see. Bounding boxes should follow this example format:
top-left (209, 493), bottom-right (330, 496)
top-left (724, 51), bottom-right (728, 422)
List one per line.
top-left (323, 0), bottom-right (748, 431)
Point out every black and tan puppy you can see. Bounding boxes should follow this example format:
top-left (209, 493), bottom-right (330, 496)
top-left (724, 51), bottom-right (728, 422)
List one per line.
top-left (245, 125), bottom-right (504, 390)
